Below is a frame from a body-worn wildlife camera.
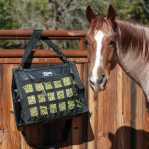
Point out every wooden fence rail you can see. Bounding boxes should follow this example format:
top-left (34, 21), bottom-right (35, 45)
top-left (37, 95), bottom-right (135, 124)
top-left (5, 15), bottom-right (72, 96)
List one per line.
top-left (0, 30), bottom-right (148, 149)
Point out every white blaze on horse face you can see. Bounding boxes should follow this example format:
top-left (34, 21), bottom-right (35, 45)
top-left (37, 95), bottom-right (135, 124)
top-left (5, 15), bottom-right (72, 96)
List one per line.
top-left (91, 30), bottom-right (104, 82)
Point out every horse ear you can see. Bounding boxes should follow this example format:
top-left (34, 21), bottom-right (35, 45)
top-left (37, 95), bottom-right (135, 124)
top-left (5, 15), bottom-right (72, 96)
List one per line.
top-left (86, 5), bottom-right (95, 24)
top-left (107, 5), bottom-right (115, 24)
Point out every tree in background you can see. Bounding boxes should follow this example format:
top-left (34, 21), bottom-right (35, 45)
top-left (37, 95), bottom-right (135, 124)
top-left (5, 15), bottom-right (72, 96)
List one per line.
top-left (1, 0), bottom-right (149, 49)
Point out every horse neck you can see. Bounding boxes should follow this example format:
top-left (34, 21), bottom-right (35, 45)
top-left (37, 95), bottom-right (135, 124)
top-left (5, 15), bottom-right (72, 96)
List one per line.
top-left (115, 20), bottom-right (149, 101)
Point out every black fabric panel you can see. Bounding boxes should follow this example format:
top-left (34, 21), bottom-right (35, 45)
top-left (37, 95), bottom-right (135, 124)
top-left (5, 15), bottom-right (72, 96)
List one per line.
top-left (22, 73), bottom-right (70, 84)
top-left (19, 63), bottom-right (69, 81)
top-left (14, 70), bottom-right (31, 123)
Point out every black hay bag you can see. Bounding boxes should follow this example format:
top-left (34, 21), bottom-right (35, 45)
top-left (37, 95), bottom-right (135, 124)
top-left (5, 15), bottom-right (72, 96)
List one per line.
top-left (11, 30), bottom-right (88, 148)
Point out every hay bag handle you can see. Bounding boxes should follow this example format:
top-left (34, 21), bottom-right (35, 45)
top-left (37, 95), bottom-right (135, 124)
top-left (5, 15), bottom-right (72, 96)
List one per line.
top-left (19, 30), bottom-right (68, 69)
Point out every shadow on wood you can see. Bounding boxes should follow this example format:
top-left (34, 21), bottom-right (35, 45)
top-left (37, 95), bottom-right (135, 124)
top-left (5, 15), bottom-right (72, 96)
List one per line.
top-left (108, 126), bottom-right (148, 149)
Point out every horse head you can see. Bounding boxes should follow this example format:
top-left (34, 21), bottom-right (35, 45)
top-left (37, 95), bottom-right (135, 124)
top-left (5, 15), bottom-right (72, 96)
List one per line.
top-left (85, 5), bottom-right (117, 92)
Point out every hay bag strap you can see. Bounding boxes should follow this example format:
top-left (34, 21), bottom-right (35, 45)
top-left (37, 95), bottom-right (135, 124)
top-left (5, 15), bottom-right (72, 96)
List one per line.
top-left (19, 30), bottom-right (71, 148)
top-left (19, 30), bottom-right (68, 69)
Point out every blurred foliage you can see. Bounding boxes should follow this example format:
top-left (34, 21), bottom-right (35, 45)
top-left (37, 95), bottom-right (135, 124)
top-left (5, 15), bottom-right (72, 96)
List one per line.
top-left (0, 0), bottom-right (149, 49)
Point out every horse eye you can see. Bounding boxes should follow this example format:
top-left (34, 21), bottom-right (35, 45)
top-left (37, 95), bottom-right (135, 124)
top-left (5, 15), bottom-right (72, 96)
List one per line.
top-left (109, 40), bottom-right (115, 45)
top-left (85, 40), bottom-right (88, 45)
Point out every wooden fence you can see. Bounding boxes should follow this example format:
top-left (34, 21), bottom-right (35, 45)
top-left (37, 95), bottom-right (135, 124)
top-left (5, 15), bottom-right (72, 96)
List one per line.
top-left (0, 30), bottom-right (149, 149)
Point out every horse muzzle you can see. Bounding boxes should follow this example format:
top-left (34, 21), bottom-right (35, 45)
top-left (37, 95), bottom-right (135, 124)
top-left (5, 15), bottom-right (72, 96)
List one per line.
top-left (88, 74), bottom-right (107, 92)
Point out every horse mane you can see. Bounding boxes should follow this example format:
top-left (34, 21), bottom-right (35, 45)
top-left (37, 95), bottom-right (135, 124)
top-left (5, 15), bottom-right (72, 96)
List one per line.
top-left (89, 14), bottom-right (149, 59)
top-left (116, 18), bottom-right (149, 58)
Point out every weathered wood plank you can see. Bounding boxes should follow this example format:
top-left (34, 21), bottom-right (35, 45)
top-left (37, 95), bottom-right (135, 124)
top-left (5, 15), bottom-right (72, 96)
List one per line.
top-left (87, 63), bottom-right (98, 149)
top-left (82, 63), bottom-right (88, 149)
top-left (0, 64), bottom-right (8, 149)
top-left (122, 71), bottom-right (131, 149)
top-left (104, 64), bottom-right (117, 149)
top-left (135, 84), bottom-right (146, 149)
top-left (97, 91), bottom-right (104, 149)
top-left (6, 64), bottom-right (21, 149)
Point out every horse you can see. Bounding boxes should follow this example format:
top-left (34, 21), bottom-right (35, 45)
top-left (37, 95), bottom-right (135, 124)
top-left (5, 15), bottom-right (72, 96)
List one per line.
top-left (85, 5), bottom-right (149, 111)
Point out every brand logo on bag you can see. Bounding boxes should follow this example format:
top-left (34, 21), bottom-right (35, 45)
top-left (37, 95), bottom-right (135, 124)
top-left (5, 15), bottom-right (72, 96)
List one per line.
top-left (43, 72), bottom-right (53, 76)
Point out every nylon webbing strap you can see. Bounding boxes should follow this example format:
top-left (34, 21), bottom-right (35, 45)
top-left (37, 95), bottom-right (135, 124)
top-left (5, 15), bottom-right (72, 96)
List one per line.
top-left (19, 30), bottom-right (42, 68)
top-left (21, 118), bottom-right (72, 149)
top-left (19, 30), bottom-right (68, 68)
top-left (41, 37), bottom-right (68, 63)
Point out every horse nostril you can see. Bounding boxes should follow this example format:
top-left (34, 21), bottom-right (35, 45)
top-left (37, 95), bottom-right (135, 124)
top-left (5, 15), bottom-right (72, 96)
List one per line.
top-left (100, 74), bottom-right (107, 84)
top-left (89, 79), bottom-right (95, 86)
